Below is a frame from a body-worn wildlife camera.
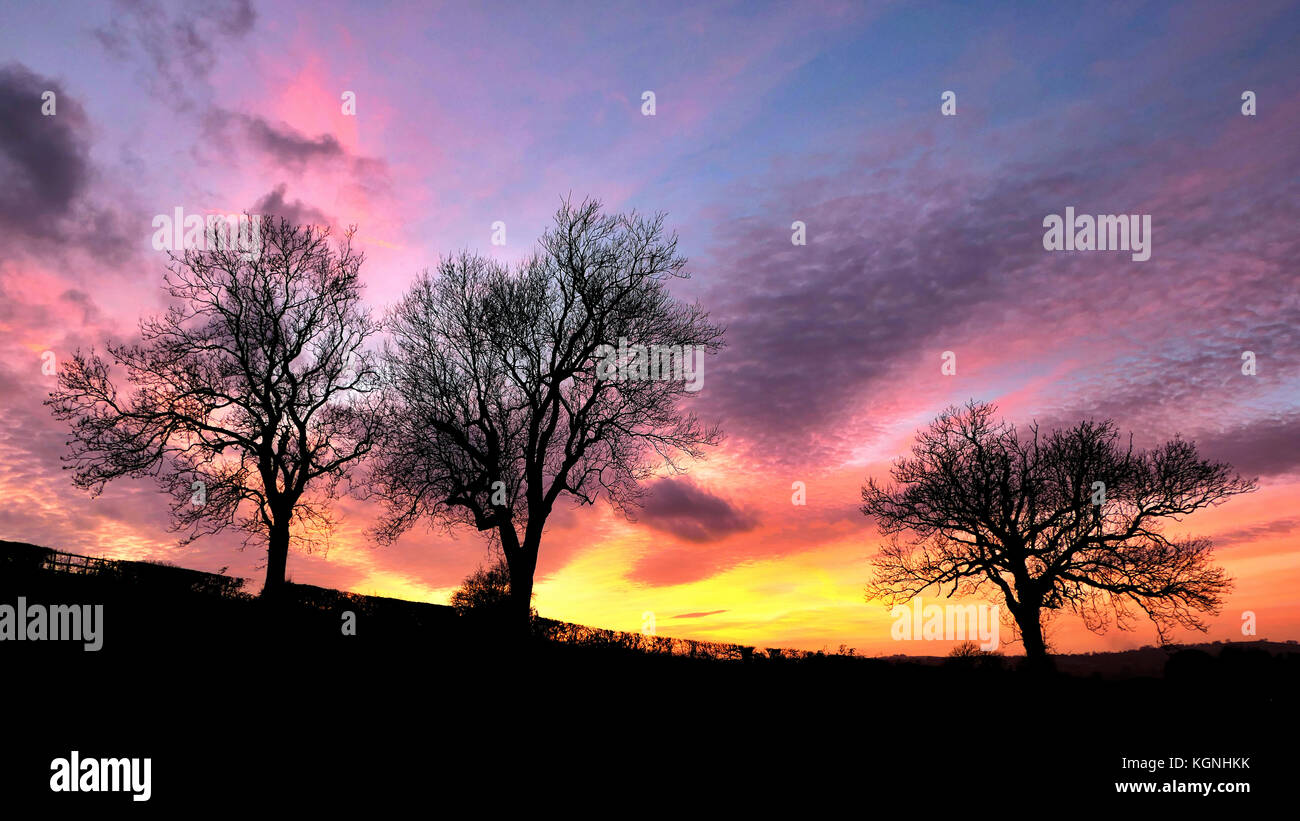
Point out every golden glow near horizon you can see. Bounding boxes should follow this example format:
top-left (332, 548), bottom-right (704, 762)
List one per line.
top-left (310, 463), bottom-right (1300, 656)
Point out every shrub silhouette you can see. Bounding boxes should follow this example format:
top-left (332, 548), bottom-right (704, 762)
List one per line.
top-left (451, 558), bottom-right (536, 631)
top-left (945, 640), bottom-right (1005, 672)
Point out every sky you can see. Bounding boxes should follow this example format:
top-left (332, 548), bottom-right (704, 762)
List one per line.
top-left (1, 0), bottom-right (1297, 655)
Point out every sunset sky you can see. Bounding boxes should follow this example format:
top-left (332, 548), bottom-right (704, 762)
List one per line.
top-left (1, 0), bottom-right (1297, 655)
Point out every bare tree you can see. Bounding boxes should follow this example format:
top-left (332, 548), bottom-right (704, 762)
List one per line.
top-left (861, 401), bottom-right (1255, 664)
top-left (47, 217), bottom-right (381, 598)
top-left (370, 197), bottom-right (724, 629)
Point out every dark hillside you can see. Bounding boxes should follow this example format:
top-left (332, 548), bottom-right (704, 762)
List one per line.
top-left (2, 540), bottom-right (1293, 808)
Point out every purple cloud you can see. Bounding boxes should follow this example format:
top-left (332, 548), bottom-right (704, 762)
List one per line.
top-left (636, 478), bottom-right (757, 544)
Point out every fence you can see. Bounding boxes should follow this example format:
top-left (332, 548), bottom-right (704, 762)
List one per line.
top-left (0, 541), bottom-right (247, 599)
top-left (42, 551), bottom-right (115, 575)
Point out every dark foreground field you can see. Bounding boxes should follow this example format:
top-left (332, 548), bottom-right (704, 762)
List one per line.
top-left (2, 541), bottom-right (1294, 810)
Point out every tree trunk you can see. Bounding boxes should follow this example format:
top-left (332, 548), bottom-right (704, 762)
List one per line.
top-left (505, 545), bottom-right (536, 637)
top-left (263, 520), bottom-right (291, 600)
top-left (1015, 604), bottom-right (1053, 672)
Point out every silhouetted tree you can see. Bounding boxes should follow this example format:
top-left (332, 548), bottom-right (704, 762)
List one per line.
top-left (945, 640), bottom-right (1004, 673)
top-left (862, 401), bottom-right (1255, 666)
top-left (47, 217), bottom-right (381, 598)
top-left (948, 640), bottom-right (994, 658)
top-left (370, 197), bottom-right (724, 630)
